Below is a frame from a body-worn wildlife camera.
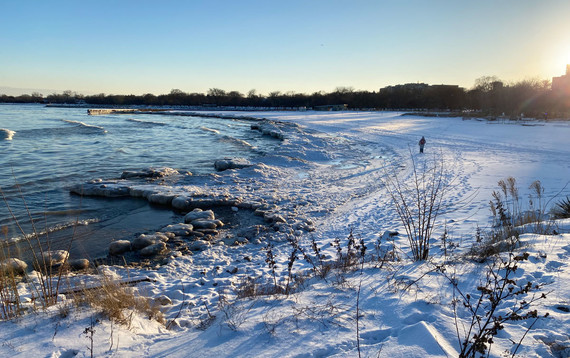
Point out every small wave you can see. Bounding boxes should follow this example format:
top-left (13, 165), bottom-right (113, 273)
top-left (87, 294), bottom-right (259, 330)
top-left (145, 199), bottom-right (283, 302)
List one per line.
top-left (200, 126), bottom-right (220, 134)
top-left (126, 118), bottom-right (167, 126)
top-left (0, 128), bottom-right (16, 140)
top-left (4, 218), bottom-right (100, 244)
top-left (62, 119), bottom-right (107, 132)
top-left (217, 135), bottom-right (255, 149)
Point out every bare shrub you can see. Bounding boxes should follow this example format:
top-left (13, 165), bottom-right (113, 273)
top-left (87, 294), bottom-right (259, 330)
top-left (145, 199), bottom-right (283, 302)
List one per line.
top-left (287, 236), bottom-right (331, 280)
top-left (332, 229), bottom-right (367, 271)
top-left (384, 152), bottom-right (448, 261)
top-left (439, 253), bottom-right (548, 357)
top-left (217, 295), bottom-right (254, 331)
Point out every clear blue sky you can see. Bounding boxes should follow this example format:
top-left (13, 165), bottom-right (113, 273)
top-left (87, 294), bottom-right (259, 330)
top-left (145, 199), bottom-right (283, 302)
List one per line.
top-left (1, 0), bottom-right (570, 96)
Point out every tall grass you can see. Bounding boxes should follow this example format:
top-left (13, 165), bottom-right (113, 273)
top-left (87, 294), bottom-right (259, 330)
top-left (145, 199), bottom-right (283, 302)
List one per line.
top-left (1, 183), bottom-right (165, 328)
top-left (72, 273), bottom-right (164, 325)
top-left (0, 185), bottom-right (73, 315)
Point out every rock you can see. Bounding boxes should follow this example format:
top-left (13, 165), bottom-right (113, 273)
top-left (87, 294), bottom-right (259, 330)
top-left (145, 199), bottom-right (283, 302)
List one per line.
top-left (41, 250), bottom-right (69, 267)
top-left (272, 215), bottom-right (287, 224)
top-left (171, 196), bottom-right (194, 210)
top-left (188, 240), bottom-right (210, 251)
top-left (0, 258), bottom-right (27, 275)
top-left (147, 193), bottom-right (176, 205)
top-left (154, 295), bottom-right (172, 306)
top-left (161, 223), bottom-right (194, 236)
top-left (195, 229), bottom-right (218, 236)
top-left (68, 259), bottom-right (90, 271)
top-left (70, 181), bottom-right (130, 197)
top-left (295, 222), bottom-right (315, 232)
top-left (184, 209), bottom-right (215, 223)
top-left (214, 158), bottom-right (252, 171)
top-left (132, 234), bottom-right (157, 250)
top-left (233, 237), bottom-right (249, 245)
top-left (139, 242), bottom-right (167, 257)
top-left (132, 233), bottom-right (169, 250)
top-left (120, 167), bottom-right (179, 179)
top-left (161, 232), bottom-right (176, 239)
top-left (191, 220), bottom-right (219, 230)
top-left (109, 240), bottom-right (132, 256)
top-left (264, 213), bottom-right (286, 224)
top-left (252, 124), bottom-right (284, 139)
top-left (236, 225), bottom-right (265, 239)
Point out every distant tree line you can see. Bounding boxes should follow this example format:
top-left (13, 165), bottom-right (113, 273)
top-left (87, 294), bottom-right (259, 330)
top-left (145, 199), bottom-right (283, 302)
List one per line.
top-left (2, 77), bottom-right (569, 118)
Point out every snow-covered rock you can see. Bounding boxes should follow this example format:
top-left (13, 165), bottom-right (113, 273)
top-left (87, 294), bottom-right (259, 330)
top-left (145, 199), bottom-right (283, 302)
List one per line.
top-left (132, 233), bottom-right (170, 250)
top-left (191, 220), bottom-right (219, 230)
top-left (108, 240), bottom-right (132, 256)
top-left (0, 258), bottom-right (27, 275)
top-left (184, 209), bottom-right (215, 223)
top-left (139, 242), bottom-right (167, 257)
top-left (120, 167), bottom-right (180, 179)
top-left (70, 180), bottom-right (130, 197)
top-left (214, 158), bottom-right (252, 171)
top-left (40, 250), bottom-right (69, 267)
top-left (68, 258), bottom-right (90, 271)
top-left (161, 223), bottom-right (195, 237)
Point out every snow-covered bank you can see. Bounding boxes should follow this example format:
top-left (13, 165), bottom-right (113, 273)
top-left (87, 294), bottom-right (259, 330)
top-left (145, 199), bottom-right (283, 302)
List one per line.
top-left (1, 111), bottom-right (569, 357)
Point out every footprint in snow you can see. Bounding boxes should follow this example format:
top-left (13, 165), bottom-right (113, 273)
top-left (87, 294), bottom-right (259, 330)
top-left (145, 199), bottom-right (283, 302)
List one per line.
top-left (545, 261), bottom-right (565, 271)
top-left (359, 328), bottom-right (392, 343)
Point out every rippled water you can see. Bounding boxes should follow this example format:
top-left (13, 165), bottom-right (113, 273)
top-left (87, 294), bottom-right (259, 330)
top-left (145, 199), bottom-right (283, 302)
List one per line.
top-left (0, 103), bottom-right (279, 258)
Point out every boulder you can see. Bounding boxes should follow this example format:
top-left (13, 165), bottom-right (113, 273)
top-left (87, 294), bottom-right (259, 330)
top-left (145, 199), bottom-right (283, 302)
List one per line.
top-left (0, 258), bottom-right (27, 275)
top-left (161, 224), bottom-right (194, 237)
top-left (70, 181), bottom-right (131, 197)
top-left (147, 193), bottom-right (176, 205)
top-left (109, 240), bottom-right (132, 256)
top-left (120, 167), bottom-right (179, 179)
top-left (154, 295), bottom-right (172, 306)
top-left (132, 233), bottom-right (169, 250)
top-left (139, 242), bottom-right (167, 257)
top-left (188, 240), bottom-right (210, 251)
top-left (184, 209), bottom-right (215, 223)
top-left (191, 220), bottom-right (219, 230)
top-left (41, 250), bottom-right (69, 267)
top-left (68, 259), bottom-right (90, 271)
top-left (214, 158), bottom-right (251, 171)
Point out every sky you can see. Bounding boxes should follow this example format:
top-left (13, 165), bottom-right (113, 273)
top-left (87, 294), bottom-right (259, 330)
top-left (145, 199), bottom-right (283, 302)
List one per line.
top-left (1, 0), bottom-right (570, 96)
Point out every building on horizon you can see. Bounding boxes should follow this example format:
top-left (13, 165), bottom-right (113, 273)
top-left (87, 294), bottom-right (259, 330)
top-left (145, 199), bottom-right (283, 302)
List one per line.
top-left (552, 65), bottom-right (570, 96)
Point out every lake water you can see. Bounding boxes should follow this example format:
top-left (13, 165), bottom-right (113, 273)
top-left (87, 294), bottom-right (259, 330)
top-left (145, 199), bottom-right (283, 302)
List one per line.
top-left (0, 103), bottom-right (279, 259)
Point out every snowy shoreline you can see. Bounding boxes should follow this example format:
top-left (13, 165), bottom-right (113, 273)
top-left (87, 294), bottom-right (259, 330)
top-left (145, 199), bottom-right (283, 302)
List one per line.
top-left (2, 111), bottom-right (570, 357)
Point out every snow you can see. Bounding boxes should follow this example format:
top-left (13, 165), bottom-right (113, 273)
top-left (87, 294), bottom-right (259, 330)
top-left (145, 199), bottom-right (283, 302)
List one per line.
top-left (1, 111), bottom-right (570, 357)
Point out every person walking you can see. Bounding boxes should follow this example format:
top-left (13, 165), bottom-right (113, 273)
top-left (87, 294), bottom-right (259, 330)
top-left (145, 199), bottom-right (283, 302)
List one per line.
top-left (419, 136), bottom-right (426, 153)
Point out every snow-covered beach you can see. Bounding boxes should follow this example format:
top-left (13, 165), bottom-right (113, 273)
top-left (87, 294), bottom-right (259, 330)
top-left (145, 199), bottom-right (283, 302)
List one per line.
top-left (1, 110), bottom-right (570, 357)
